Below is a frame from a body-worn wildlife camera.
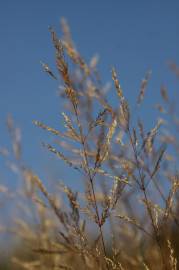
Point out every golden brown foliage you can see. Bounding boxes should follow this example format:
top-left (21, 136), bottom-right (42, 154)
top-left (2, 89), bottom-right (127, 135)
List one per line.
top-left (1, 19), bottom-right (179, 270)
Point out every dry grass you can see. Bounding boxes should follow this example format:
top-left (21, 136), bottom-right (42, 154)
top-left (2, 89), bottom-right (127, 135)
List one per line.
top-left (1, 18), bottom-right (179, 270)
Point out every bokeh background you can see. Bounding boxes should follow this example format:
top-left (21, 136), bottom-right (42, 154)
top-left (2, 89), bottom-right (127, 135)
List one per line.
top-left (0, 1), bottom-right (179, 268)
top-left (0, 0), bottom-right (179, 179)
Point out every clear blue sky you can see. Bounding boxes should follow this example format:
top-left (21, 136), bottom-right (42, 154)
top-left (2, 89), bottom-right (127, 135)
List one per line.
top-left (0, 1), bottom-right (179, 188)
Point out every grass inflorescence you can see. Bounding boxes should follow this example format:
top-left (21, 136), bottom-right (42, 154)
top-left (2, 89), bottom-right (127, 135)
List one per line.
top-left (1, 18), bottom-right (179, 270)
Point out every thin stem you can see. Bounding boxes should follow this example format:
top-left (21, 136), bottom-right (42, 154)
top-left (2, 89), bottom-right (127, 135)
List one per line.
top-left (73, 104), bottom-right (109, 270)
top-left (127, 127), bottom-right (167, 270)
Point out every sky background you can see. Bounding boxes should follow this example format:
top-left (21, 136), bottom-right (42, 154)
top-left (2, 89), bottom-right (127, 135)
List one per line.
top-left (0, 0), bottom-right (179, 189)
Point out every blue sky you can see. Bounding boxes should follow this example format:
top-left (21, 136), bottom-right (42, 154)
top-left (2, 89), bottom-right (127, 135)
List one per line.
top-left (0, 1), bottom-right (179, 188)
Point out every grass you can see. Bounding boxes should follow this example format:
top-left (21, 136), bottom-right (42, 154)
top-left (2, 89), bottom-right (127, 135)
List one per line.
top-left (0, 18), bottom-right (179, 269)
